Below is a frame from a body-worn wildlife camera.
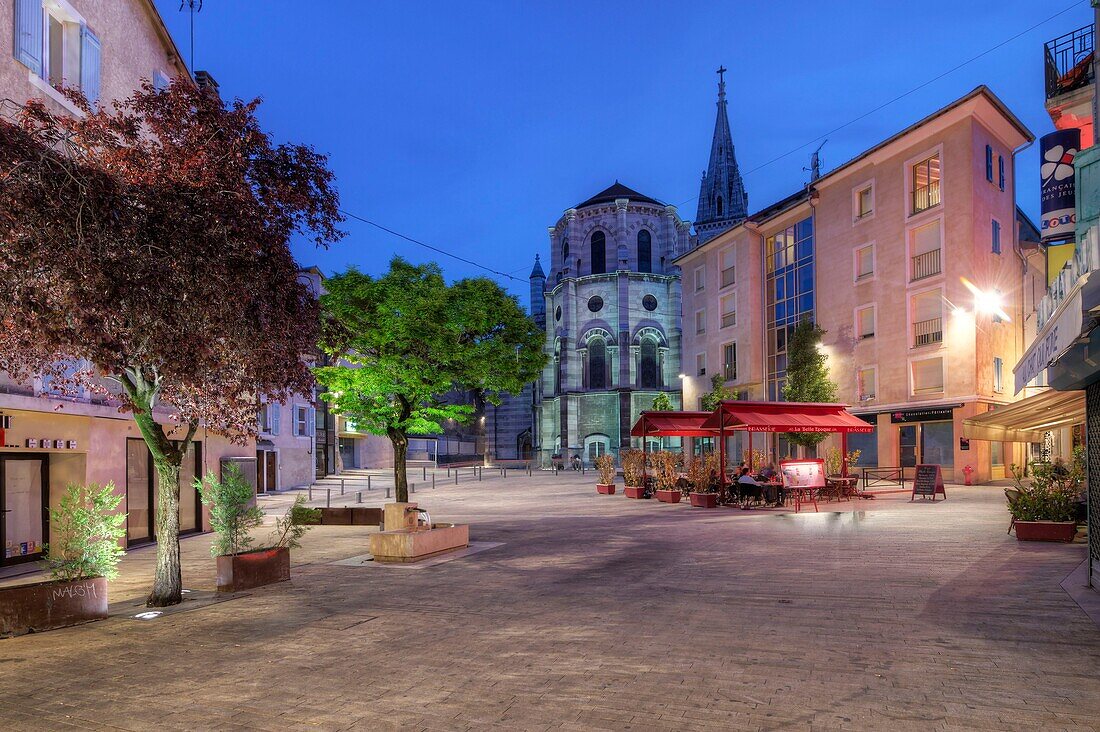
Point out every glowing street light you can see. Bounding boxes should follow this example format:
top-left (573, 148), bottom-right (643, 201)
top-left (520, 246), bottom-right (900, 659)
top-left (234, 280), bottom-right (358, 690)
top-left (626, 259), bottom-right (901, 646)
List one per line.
top-left (961, 278), bottom-right (1010, 322)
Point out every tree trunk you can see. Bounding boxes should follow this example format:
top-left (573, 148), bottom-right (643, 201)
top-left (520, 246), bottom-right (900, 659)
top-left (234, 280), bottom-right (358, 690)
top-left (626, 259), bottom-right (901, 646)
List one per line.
top-left (389, 428), bottom-right (409, 502)
top-left (147, 454), bottom-right (183, 607)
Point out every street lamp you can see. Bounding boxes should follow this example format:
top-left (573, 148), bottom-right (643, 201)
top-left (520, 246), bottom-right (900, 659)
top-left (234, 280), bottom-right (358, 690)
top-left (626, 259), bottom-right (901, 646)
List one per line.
top-left (962, 278), bottom-right (1010, 321)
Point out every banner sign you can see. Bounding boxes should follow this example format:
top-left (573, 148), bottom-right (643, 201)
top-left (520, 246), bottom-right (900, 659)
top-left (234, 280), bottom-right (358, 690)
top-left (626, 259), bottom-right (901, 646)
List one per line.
top-left (890, 407), bottom-right (957, 423)
top-left (1013, 288), bottom-right (1083, 393)
top-left (1040, 129), bottom-right (1080, 242)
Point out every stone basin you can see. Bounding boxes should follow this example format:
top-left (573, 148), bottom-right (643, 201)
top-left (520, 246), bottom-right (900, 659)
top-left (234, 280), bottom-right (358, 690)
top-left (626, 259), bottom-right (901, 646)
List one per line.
top-left (369, 505), bottom-right (469, 563)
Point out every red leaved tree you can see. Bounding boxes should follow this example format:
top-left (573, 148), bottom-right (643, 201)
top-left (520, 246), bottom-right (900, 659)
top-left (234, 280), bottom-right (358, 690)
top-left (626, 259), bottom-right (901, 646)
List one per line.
top-left (0, 81), bottom-right (342, 606)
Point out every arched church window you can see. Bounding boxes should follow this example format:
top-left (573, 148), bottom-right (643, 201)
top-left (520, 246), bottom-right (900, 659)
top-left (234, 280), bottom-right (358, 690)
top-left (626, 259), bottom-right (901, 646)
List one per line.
top-left (562, 238), bottom-right (569, 260)
top-left (717, 196), bottom-right (724, 217)
top-left (590, 231), bottom-right (606, 275)
top-left (639, 337), bottom-right (658, 389)
top-left (554, 340), bottom-right (563, 394)
top-left (637, 230), bottom-right (652, 273)
top-left (588, 337), bottom-right (607, 390)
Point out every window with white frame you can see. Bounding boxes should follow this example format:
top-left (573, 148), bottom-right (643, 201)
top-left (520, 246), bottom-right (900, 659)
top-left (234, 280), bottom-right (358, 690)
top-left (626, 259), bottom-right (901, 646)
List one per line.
top-left (294, 405), bottom-right (314, 437)
top-left (911, 357), bottom-right (944, 394)
top-left (857, 367), bottom-right (876, 401)
top-left (258, 402), bottom-right (281, 435)
top-left (855, 184), bottom-right (873, 219)
top-left (720, 247), bottom-right (736, 287)
top-left (696, 352), bottom-right (706, 377)
top-left (722, 342), bottom-right (737, 381)
top-left (720, 294), bottom-right (736, 328)
top-left (856, 305), bottom-right (875, 339)
top-left (13, 0), bottom-right (101, 105)
top-left (993, 356), bottom-right (1004, 393)
top-left (855, 244), bottom-right (874, 280)
top-left (695, 308), bottom-right (706, 335)
top-left (694, 265), bottom-right (705, 292)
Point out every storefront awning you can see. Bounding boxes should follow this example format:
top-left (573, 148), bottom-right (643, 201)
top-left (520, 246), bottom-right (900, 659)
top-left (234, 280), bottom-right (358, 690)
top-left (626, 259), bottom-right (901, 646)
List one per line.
top-left (962, 389), bottom-right (1085, 442)
top-left (702, 401), bottom-right (875, 433)
top-left (630, 411), bottom-right (718, 438)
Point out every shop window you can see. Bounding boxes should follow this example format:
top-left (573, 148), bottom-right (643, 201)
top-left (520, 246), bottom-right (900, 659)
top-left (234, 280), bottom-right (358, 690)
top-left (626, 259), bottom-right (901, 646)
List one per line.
top-left (991, 441), bottom-right (1004, 466)
top-left (921, 421), bottom-right (954, 467)
top-left (847, 428), bottom-right (877, 467)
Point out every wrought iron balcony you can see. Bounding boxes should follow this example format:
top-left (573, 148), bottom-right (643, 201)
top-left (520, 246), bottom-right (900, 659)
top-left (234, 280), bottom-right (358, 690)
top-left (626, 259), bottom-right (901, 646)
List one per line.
top-left (913, 317), bottom-right (943, 347)
top-left (910, 248), bottom-right (942, 282)
top-left (1045, 24), bottom-right (1095, 100)
top-left (911, 180), bottom-right (941, 215)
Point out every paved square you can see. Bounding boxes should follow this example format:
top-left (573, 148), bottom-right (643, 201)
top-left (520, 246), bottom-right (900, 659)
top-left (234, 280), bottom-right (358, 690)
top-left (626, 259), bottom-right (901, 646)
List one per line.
top-left (1, 472), bottom-right (1099, 731)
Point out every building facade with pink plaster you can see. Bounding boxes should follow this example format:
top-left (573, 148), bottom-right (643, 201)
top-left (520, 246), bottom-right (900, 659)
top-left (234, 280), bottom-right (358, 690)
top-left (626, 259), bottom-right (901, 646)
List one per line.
top-left (677, 87), bottom-right (1035, 484)
top-left (0, 0), bottom-right (256, 572)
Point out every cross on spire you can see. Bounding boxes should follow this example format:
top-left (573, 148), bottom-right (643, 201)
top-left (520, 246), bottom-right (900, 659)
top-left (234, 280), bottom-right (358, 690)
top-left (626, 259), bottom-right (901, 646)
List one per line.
top-left (717, 65), bottom-right (727, 82)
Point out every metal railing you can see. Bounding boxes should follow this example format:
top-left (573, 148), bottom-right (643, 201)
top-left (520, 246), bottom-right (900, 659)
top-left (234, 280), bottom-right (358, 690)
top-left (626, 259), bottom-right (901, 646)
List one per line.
top-left (1037, 224), bottom-right (1100, 330)
top-left (911, 180), bottom-right (941, 215)
top-left (913, 316), bottom-right (943, 347)
top-left (861, 467), bottom-right (908, 490)
top-left (910, 248), bottom-right (941, 281)
top-left (1045, 24), bottom-right (1094, 100)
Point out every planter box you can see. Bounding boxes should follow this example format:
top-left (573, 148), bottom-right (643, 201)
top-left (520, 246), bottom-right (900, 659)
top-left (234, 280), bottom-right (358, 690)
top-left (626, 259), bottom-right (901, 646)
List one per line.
top-left (624, 486), bottom-right (647, 499)
top-left (1014, 521), bottom-right (1078, 542)
top-left (689, 492), bottom-right (718, 508)
top-left (318, 507), bottom-right (352, 525)
top-left (316, 507), bottom-right (381, 527)
top-left (655, 489), bottom-right (682, 504)
top-left (0, 576), bottom-right (108, 637)
top-left (216, 547), bottom-right (290, 592)
top-left (596, 484), bottom-right (616, 495)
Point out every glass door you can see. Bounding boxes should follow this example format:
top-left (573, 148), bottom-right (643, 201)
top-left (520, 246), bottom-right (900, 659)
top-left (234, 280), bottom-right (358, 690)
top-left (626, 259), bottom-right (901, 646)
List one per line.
top-left (1, 455), bottom-right (49, 566)
top-left (899, 425), bottom-right (918, 467)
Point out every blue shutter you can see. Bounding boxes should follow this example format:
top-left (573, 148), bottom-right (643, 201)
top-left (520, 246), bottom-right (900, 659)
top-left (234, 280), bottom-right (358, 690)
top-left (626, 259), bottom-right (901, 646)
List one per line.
top-left (308, 408), bottom-right (316, 437)
top-left (14, 0), bottom-right (43, 76)
top-left (998, 156), bottom-right (1005, 191)
top-left (271, 403), bottom-right (280, 435)
top-left (153, 70), bottom-right (169, 92)
top-left (985, 145), bottom-right (993, 181)
top-left (992, 220), bottom-right (1001, 254)
top-left (79, 24), bottom-right (101, 106)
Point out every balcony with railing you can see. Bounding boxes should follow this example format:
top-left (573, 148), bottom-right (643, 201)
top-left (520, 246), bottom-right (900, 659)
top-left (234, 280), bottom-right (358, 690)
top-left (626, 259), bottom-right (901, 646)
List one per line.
top-left (911, 180), bottom-right (941, 215)
top-left (913, 317), bottom-right (943, 347)
top-left (910, 248), bottom-right (942, 282)
top-left (1045, 24), bottom-right (1094, 101)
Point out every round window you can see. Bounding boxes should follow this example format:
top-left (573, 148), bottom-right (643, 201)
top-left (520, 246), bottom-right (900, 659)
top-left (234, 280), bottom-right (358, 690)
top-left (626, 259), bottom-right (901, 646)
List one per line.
top-left (642, 294), bottom-right (658, 312)
top-left (587, 296), bottom-right (604, 313)
top-left (555, 305), bottom-right (562, 322)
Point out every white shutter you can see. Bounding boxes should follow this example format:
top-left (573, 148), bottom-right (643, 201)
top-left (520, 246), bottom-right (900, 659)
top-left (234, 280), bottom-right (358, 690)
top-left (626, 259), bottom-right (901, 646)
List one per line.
top-left (14, 0), bottom-right (43, 76)
top-left (80, 24), bottom-right (101, 106)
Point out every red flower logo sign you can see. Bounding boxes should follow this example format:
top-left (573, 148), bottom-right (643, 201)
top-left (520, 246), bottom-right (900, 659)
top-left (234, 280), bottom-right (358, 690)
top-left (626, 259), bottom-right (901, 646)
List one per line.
top-left (1041, 144), bottom-right (1077, 185)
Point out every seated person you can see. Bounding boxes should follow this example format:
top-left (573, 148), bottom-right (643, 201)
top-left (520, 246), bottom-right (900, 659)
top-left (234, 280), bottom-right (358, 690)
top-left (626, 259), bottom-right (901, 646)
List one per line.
top-left (758, 463), bottom-right (777, 482)
top-left (736, 467), bottom-right (764, 508)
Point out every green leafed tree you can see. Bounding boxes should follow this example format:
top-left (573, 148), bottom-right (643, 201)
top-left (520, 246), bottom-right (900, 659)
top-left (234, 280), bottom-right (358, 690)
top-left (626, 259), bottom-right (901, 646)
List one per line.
top-left (315, 258), bottom-right (547, 500)
top-left (700, 374), bottom-right (737, 412)
top-left (782, 317), bottom-right (837, 448)
top-left (651, 392), bottom-right (674, 412)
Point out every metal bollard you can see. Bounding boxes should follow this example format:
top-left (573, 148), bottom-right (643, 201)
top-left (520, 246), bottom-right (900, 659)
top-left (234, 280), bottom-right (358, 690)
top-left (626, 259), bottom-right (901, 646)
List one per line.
top-left (368, 475), bottom-right (372, 491)
top-left (357, 490), bottom-right (362, 503)
top-left (386, 485), bottom-right (391, 498)
top-left (308, 485), bottom-right (313, 501)
top-left (478, 467), bottom-right (482, 482)
top-left (432, 475), bottom-right (436, 490)
top-left (326, 488), bottom-right (331, 508)
top-left (340, 478), bottom-right (345, 495)
top-left (455, 471), bottom-right (459, 485)
top-left (411, 482), bottom-right (415, 493)
top-left (423, 466), bottom-right (427, 481)
top-left (504, 468), bottom-right (507, 479)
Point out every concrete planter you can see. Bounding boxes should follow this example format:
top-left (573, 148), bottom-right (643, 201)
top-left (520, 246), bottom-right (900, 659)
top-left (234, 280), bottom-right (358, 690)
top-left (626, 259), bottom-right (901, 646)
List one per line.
top-left (655, 489), bottom-right (682, 504)
top-left (216, 547), bottom-right (290, 592)
top-left (1014, 521), bottom-right (1078, 542)
top-left (689, 492), bottom-right (718, 508)
top-left (0, 576), bottom-right (108, 637)
top-left (624, 486), bottom-right (647, 499)
top-left (596, 484), bottom-right (616, 495)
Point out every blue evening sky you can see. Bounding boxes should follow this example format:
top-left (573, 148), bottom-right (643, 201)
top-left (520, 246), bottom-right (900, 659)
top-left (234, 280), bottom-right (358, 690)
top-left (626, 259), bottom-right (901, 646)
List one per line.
top-left (154, 0), bottom-right (1090, 301)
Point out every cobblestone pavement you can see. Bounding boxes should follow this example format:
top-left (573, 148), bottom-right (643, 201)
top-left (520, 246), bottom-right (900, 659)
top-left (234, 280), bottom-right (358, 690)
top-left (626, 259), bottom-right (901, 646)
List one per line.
top-left (1, 474), bottom-right (1098, 731)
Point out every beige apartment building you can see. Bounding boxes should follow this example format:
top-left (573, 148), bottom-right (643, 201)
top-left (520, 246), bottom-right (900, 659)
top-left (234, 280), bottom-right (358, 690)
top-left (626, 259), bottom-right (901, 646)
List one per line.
top-left (678, 87), bottom-right (1035, 484)
top-left (0, 0), bottom-right (259, 572)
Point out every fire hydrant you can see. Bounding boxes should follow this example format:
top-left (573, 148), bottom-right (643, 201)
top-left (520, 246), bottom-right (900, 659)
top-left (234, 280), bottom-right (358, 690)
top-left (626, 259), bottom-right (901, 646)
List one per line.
top-left (963, 465), bottom-right (974, 486)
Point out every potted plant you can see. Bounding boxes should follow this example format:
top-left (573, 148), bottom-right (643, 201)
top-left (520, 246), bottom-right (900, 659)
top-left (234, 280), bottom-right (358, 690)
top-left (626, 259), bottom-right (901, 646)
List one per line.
top-left (622, 449), bottom-right (648, 498)
top-left (198, 465), bottom-right (320, 592)
top-left (1, 482), bottom-right (125, 637)
top-left (1008, 456), bottom-right (1082, 542)
top-left (594, 454), bottom-right (616, 495)
top-left (652, 451), bottom-right (682, 503)
top-left (688, 452), bottom-right (720, 508)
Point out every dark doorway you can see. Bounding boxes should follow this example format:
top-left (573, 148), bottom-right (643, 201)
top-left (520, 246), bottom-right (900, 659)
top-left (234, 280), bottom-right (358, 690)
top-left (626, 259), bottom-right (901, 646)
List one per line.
top-left (0, 455), bottom-right (49, 567)
top-left (899, 425), bottom-right (918, 468)
top-left (125, 439), bottom-right (203, 546)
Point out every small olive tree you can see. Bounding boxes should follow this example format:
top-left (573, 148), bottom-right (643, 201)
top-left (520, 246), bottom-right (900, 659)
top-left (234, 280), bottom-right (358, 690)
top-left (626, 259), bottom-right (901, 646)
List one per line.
top-left (45, 483), bottom-right (127, 582)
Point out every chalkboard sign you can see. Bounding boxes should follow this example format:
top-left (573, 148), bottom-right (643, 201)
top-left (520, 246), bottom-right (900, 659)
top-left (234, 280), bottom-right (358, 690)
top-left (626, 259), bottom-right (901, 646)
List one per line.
top-left (910, 464), bottom-right (946, 501)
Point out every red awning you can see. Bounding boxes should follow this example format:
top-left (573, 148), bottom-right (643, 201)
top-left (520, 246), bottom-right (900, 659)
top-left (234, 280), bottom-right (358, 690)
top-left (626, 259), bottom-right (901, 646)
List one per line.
top-left (630, 411), bottom-right (719, 438)
top-left (701, 401), bottom-right (874, 434)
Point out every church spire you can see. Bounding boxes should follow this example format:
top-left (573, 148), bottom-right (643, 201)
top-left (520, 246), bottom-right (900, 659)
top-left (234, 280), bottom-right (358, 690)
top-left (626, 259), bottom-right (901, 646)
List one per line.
top-left (695, 65), bottom-right (748, 244)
